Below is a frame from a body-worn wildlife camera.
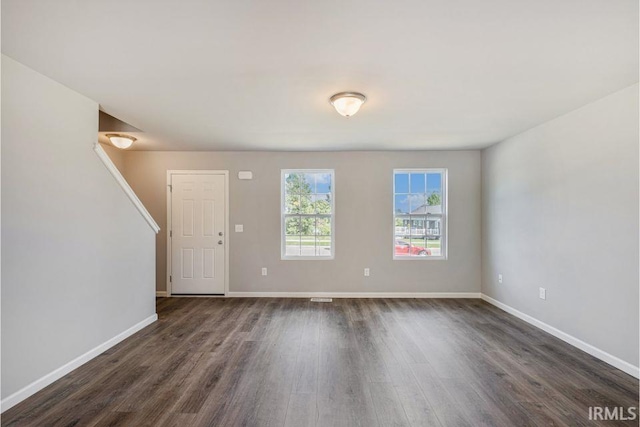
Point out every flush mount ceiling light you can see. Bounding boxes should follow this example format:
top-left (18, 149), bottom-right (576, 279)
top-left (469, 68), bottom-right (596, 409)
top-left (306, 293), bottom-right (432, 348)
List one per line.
top-left (329, 92), bottom-right (366, 117)
top-left (106, 133), bottom-right (136, 149)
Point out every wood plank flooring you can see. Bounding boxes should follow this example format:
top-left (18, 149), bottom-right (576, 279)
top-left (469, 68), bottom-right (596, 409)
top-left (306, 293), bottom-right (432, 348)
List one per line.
top-left (3, 298), bottom-right (638, 426)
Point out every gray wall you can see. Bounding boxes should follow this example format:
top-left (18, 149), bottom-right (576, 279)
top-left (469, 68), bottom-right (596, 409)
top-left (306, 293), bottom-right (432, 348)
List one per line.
top-left (482, 84), bottom-right (639, 367)
top-left (123, 150), bottom-right (481, 294)
top-left (1, 56), bottom-right (157, 399)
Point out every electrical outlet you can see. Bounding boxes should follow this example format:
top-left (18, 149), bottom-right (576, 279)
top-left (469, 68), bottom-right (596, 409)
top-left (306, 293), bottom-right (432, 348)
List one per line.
top-left (235, 224), bottom-right (244, 232)
top-left (498, 274), bottom-right (503, 284)
top-left (364, 268), bottom-right (370, 277)
top-left (261, 267), bottom-right (267, 276)
top-left (539, 287), bottom-right (546, 300)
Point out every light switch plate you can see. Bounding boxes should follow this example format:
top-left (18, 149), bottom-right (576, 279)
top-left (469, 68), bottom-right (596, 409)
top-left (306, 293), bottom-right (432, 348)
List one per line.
top-left (235, 224), bottom-right (244, 232)
top-left (238, 171), bottom-right (253, 180)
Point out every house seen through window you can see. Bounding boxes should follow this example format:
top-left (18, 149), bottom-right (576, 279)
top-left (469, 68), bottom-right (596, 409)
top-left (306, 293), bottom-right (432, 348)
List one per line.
top-left (393, 169), bottom-right (447, 259)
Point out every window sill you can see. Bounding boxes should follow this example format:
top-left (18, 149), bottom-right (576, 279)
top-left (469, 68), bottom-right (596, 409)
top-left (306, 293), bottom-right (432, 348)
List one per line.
top-left (281, 255), bottom-right (335, 261)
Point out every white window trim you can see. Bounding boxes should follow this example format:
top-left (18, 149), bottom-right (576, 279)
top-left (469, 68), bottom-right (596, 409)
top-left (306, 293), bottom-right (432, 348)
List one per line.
top-left (281, 169), bottom-right (335, 260)
top-left (392, 168), bottom-right (448, 261)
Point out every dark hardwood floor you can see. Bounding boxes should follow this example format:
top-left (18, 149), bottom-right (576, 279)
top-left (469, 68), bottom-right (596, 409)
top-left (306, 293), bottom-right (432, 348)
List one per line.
top-left (3, 298), bottom-right (638, 426)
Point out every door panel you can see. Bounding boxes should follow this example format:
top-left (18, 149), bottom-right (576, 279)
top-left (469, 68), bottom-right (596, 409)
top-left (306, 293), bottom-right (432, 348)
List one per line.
top-left (171, 173), bottom-right (226, 294)
top-left (203, 248), bottom-right (215, 278)
top-left (203, 201), bottom-right (214, 236)
top-left (181, 248), bottom-right (194, 278)
top-left (182, 200), bottom-right (194, 236)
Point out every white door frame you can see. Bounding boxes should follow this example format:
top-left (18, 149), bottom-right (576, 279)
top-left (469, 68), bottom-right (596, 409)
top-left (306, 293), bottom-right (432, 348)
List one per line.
top-left (166, 170), bottom-right (229, 296)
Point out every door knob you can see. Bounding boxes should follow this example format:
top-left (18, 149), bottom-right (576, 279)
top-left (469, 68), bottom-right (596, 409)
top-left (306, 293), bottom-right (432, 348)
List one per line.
top-left (218, 240), bottom-right (223, 245)
top-left (219, 232), bottom-right (223, 236)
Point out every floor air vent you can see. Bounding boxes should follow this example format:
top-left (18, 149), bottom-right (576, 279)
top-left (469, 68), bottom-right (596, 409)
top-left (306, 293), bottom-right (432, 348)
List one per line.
top-left (310, 298), bottom-right (333, 302)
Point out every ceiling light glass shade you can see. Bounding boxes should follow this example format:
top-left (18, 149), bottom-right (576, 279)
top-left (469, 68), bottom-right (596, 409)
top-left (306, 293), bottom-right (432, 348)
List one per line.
top-left (329, 92), bottom-right (366, 117)
top-left (106, 134), bottom-right (136, 149)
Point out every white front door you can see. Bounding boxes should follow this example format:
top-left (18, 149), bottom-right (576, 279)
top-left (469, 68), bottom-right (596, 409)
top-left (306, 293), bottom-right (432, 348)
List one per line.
top-left (170, 173), bottom-right (226, 294)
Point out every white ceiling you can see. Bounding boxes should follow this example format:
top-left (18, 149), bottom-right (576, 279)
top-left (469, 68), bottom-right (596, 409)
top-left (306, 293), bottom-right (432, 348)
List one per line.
top-left (2, 0), bottom-right (638, 151)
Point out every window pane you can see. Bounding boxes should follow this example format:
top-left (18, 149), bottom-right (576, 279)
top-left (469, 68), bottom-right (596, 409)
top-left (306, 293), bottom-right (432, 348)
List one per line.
top-left (316, 217), bottom-right (331, 235)
top-left (426, 172), bottom-right (441, 190)
top-left (284, 173), bottom-right (299, 194)
top-left (300, 236), bottom-right (315, 256)
top-left (426, 217), bottom-right (441, 241)
top-left (395, 216), bottom-right (410, 239)
top-left (426, 192), bottom-right (442, 208)
top-left (301, 173), bottom-right (315, 193)
top-left (285, 236), bottom-right (301, 256)
top-left (427, 236), bottom-right (442, 257)
top-left (315, 173), bottom-right (332, 194)
top-left (284, 173), bottom-right (295, 185)
top-left (285, 173), bottom-right (313, 195)
top-left (409, 194), bottom-right (427, 213)
top-left (285, 217), bottom-right (301, 235)
top-left (394, 173), bottom-right (409, 193)
top-left (285, 194), bottom-right (301, 214)
top-left (313, 194), bottom-right (332, 214)
top-left (394, 238), bottom-right (411, 257)
top-left (405, 225), bottom-right (429, 257)
top-left (316, 237), bottom-right (332, 256)
top-left (411, 240), bottom-right (430, 257)
top-left (299, 217), bottom-right (315, 235)
top-left (394, 195), bottom-right (409, 214)
top-left (409, 216), bottom-right (427, 240)
top-left (300, 195), bottom-right (314, 214)
top-left (410, 173), bottom-right (426, 193)
top-left (426, 173), bottom-right (442, 207)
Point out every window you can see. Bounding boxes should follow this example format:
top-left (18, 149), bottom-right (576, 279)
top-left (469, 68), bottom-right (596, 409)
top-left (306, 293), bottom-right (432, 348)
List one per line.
top-left (282, 170), bottom-right (334, 259)
top-left (393, 169), bottom-right (447, 259)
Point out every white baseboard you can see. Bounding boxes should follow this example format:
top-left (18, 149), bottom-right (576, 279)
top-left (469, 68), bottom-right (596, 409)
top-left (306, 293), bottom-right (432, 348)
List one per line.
top-left (226, 291), bottom-right (481, 298)
top-left (0, 314), bottom-right (158, 413)
top-left (7, 293), bottom-right (633, 414)
top-left (480, 294), bottom-right (639, 379)
top-left (156, 291), bottom-right (168, 297)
